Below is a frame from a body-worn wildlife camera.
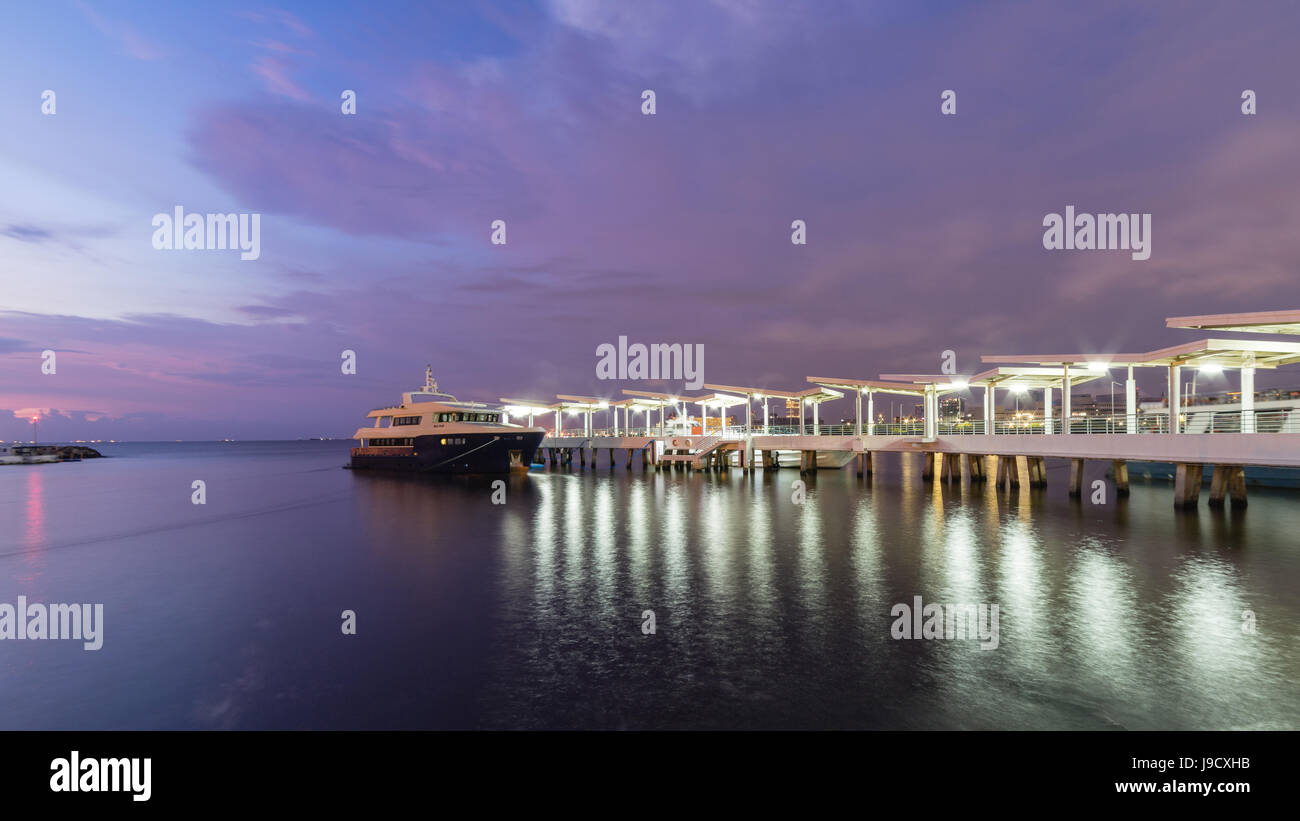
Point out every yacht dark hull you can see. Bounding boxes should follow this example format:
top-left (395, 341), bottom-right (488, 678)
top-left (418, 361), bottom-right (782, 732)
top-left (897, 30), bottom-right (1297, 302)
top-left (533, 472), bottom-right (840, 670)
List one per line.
top-left (350, 431), bottom-right (544, 474)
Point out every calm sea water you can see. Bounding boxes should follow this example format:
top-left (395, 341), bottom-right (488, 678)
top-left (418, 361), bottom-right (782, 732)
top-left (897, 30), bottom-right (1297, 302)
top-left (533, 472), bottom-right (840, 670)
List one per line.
top-left (0, 441), bottom-right (1296, 730)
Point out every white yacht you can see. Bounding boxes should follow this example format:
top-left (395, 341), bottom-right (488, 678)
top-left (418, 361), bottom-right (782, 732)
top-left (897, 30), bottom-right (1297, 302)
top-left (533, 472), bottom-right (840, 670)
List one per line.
top-left (350, 367), bottom-right (545, 474)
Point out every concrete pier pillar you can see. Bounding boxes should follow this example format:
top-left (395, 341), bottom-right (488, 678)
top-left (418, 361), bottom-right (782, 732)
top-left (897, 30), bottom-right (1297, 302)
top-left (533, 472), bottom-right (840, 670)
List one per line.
top-left (965, 453), bottom-right (986, 482)
top-left (1015, 455), bottom-right (1030, 487)
top-left (921, 452), bottom-right (934, 481)
top-left (1068, 458), bottom-right (1084, 498)
top-left (1113, 460), bottom-right (1129, 495)
top-left (1031, 456), bottom-right (1047, 486)
top-left (1229, 465), bottom-right (1248, 508)
top-left (1174, 463), bottom-right (1203, 508)
top-left (856, 451), bottom-right (873, 477)
top-left (800, 450), bottom-right (818, 474)
top-left (1208, 465), bottom-right (1248, 509)
top-left (941, 453), bottom-right (960, 483)
top-left (995, 456), bottom-right (1022, 488)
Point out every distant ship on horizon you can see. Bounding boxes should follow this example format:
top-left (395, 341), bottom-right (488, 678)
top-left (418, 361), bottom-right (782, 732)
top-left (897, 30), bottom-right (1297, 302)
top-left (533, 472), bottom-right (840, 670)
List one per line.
top-left (349, 366), bottom-right (544, 474)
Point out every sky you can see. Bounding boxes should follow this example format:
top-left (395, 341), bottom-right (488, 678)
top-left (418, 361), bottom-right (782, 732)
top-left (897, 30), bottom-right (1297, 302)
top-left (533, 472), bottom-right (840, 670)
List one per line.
top-left (3, 0), bottom-right (1300, 440)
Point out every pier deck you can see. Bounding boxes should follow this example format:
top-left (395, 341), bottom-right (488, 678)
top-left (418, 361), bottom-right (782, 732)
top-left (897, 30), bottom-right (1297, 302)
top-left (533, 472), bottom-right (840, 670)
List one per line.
top-left (519, 309), bottom-right (1300, 508)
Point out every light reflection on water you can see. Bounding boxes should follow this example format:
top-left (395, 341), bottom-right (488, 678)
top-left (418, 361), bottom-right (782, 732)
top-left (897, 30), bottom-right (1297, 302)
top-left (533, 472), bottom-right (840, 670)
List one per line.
top-left (0, 441), bottom-right (1296, 730)
top-left (480, 452), bottom-right (1299, 730)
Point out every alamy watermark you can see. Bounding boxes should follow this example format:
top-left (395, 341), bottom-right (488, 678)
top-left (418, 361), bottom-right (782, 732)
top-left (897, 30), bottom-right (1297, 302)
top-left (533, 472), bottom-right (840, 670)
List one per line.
top-left (0, 596), bottom-right (103, 650)
top-left (151, 206), bottom-right (261, 260)
top-left (596, 336), bottom-right (704, 390)
top-left (1042, 205), bottom-right (1151, 260)
top-left (890, 595), bottom-right (999, 650)
top-left (50, 751), bottom-right (150, 802)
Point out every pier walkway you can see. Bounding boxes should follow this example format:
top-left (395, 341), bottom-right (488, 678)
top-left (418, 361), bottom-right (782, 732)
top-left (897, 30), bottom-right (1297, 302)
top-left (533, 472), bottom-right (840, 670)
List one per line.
top-left (521, 310), bottom-right (1300, 509)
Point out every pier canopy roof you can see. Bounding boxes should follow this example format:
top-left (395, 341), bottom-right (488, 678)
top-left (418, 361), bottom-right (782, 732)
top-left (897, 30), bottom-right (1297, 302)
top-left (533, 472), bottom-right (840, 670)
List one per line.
top-left (980, 354), bottom-right (1136, 369)
top-left (552, 395), bottom-right (611, 416)
top-left (793, 386), bottom-right (844, 404)
top-left (609, 397), bottom-right (660, 412)
top-left (1131, 339), bottom-right (1300, 369)
top-left (500, 398), bottom-right (560, 414)
top-left (621, 389), bottom-right (698, 404)
top-left (688, 392), bottom-right (748, 409)
top-left (1167, 309), bottom-right (1300, 336)
top-left (969, 366), bottom-right (1104, 390)
top-left (807, 376), bottom-right (931, 396)
top-left (876, 374), bottom-right (974, 394)
top-left (984, 339), bottom-right (1300, 371)
top-left (555, 394), bottom-right (609, 408)
top-left (702, 383), bottom-right (799, 400)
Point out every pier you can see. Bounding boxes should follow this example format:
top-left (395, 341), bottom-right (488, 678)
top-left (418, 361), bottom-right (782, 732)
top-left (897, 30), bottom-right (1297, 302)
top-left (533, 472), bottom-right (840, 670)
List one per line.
top-left (510, 310), bottom-right (1300, 509)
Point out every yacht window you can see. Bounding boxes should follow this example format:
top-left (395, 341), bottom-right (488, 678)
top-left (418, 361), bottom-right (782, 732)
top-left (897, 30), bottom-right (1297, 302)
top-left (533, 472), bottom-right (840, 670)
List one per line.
top-left (393, 415), bottom-right (422, 426)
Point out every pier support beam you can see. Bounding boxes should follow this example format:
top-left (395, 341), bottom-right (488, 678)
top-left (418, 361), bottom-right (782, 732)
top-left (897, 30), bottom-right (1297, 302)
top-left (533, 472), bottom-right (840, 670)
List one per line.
top-left (800, 450), bottom-right (818, 474)
top-left (1016, 455), bottom-right (1031, 487)
top-left (996, 456), bottom-right (1022, 488)
top-left (1230, 466), bottom-right (1248, 508)
top-left (1208, 465), bottom-right (1248, 509)
top-left (1168, 364), bottom-right (1183, 434)
top-left (856, 451), bottom-right (873, 477)
top-left (921, 452), bottom-right (934, 481)
top-left (1174, 463), bottom-right (1203, 508)
top-left (1113, 460), bottom-right (1129, 496)
top-left (965, 454), bottom-right (985, 482)
top-left (1126, 366), bottom-right (1137, 434)
top-left (1062, 365), bottom-right (1072, 434)
top-left (940, 453), bottom-right (960, 484)
top-left (1068, 458), bottom-right (1084, 498)
top-left (1029, 456), bottom-right (1047, 486)
top-left (1241, 364), bottom-right (1256, 434)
